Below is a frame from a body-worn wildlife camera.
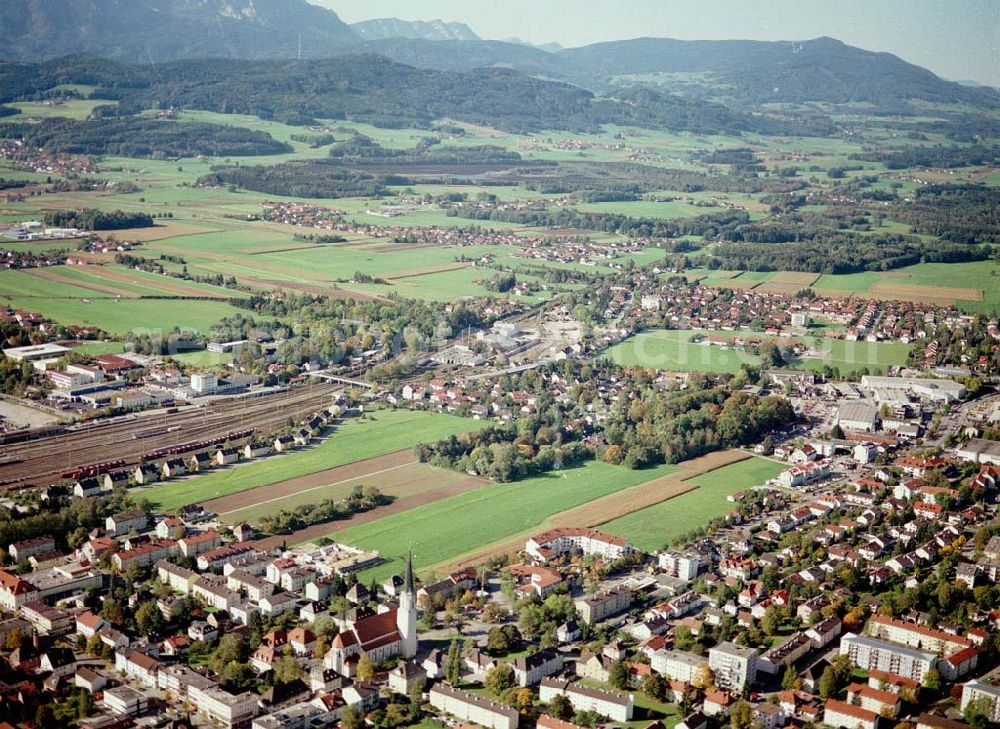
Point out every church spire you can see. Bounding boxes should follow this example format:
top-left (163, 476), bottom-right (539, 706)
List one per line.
top-left (397, 548), bottom-right (418, 659)
top-left (403, 548), bottom-right (414, 594)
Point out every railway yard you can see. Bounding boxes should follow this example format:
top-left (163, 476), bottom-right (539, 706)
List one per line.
top-left (0, 382), bottom-right (341, 488)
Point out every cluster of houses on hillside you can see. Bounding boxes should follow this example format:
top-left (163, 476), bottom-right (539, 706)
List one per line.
top-left (0, 140), bottom-right (100, 177)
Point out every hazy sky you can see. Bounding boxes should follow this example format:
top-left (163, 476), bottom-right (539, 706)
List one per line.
top-left (316, 0), bottom-right (1000, 86)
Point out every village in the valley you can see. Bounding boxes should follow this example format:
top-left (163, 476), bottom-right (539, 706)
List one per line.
top-left (0, 4), bottom-right (999, 726)
top-left (1, 262), bottom-right (999, 729)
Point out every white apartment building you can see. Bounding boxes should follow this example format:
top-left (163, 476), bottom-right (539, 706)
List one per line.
top-left (708, 642), bottom-right (759, 692)
top-left (657, 551), bottom-right (701, 581)
top-left (651, 649), bottom-right (707, 684)
top-left (866, 615), bottom-right (972, 656)
top-left (103, 685), bottom-right (148, 717)
top-left (156, 560), bottom-right (198, 596)
top-left (839, 633), bottom-right (935, 682)
top-left (526, 527), bottom-right (633, 563)
top-left (189, 684), bottom-right (258, 729)
top-left (823, 699), bottom-right (879, 729)
top-left (960, 680), bottom-right (1000, 724)
top-left (429, 684), bottom-right (519, 729)
top-left (539, 678), bottom-right (634, 723)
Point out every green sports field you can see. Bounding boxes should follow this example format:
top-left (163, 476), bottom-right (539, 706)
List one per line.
top-left (144, 410), bottom-right (488, 511)
top-left (315, 460), bottom-right (680, 581)
top-left (604, 329), bottom-right (910, 375)
top-left (67, 341), bottom-right (128, 355)
top-left (601, 456), bottom-right (785, 551)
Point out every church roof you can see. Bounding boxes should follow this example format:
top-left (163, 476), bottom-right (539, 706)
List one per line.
top-left (355, 609), bottom-right (400, 650)
top-left (332, 631), bottom-right (358, 649)
top-left (331, 609), bottom-right (402, 653)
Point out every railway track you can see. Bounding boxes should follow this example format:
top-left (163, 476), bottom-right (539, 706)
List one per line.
top-left (0, 307), bottom-right (554, 490)
top-left (0, 383), bottom-right (340, 489)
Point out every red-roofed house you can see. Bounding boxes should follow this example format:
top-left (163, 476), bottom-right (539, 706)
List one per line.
top-left (526, 527), bottom-right (633, 563)
top-left (823, 699), bottom-right (878, 729)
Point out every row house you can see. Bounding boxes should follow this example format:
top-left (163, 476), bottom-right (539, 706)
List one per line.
top-left (106, 510), bottom-right (149, 536)
top-left (509, 648), bottom-right (563, 686)
top-left (539, 678), bottom-right (634, 724)
top-left (156, 561), bottom-right (198, 596)
top-left (113, 540), bottom-right (178, 571)
top-left (115, 648), bottom-right (160, 689)
top-left (178, 531), bottom-right (223, 558)
top-left (192, 577), bottom-right (242, 611)
top-left (227, 569), bottom-right (275, 602)
top-left (574, 586), bottom-right (632, 624)
top-left (198, 543), bottom-right (257, 571)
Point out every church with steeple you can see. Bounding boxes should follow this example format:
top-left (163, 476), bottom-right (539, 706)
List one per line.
top-left (324, 551), bottom-right (418, 675)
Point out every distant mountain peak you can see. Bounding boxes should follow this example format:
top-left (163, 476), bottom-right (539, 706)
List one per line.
top-left (0, 0), bottom-right (359, 62)
top-left (351, 17), bottom-right (479, 42)
top-left (499, 37), bottom-right (563, 53)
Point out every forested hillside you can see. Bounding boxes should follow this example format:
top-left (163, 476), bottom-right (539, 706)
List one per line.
top-left (352, 36), bottom-right (998, 108)
top-left (0, 117), bottom-right (292, 158)
top-left (0, 56), bottom-right (828, 136)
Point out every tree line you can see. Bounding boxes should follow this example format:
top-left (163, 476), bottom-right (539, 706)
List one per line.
top-left (449, 204), bottom-right (749, 240)
top-left (199, 160), bottom-right (399, 198)
top-left (415, 426), bottom-right (593, 482)
top-left (888, 183), bottom-right (999, 245)
top-left (258, 485), bottom-right (389, 535)
top-left (329, 134), bottom-right (521, 165)
top-left (44, 209), bottom-right (153, 230)
top-left (0, 117), bottom-right (291, 158)
top-left (849, 144), bottom-right (998, 170)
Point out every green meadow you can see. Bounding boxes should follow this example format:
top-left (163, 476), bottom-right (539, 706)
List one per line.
top-left (0, 269), bottom-right (245, 335)
top-left (605, 330), bottom-right (763, 373)
top-left (602, 457), bottom-right (785, 551)
top-left (144, 410), bottom-right (488, 511)
top-left (316, 460), bottom-right (679, 581)
top-left (815, 260), bottom-right (1000, 314)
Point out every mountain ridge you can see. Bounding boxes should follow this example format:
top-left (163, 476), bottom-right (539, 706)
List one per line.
top-left (0, 2), bottom-right (994, 108)
top-left (0, 0), bottom-right (358, 62)
top-left (351, 17), bottom-right (479, 42)
top-left (357, 35), bottom-right (999, 107)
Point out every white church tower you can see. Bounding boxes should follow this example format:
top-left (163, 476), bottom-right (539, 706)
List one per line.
top-left (397, 549), bottom-right (418, 659)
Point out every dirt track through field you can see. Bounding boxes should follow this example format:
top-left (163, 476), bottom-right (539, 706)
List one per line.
top-left (199, 449), bottom-right (418, 515)
top-left (28, 267), bottom-right (140, 298)
top-left (87, 266), bottom-right (233, 298)
top-left (868, 282), bottom-right (983, 304)
top-left (248, 470), bottom-right (490, 552)
top-left (384, 262), bottom-right (470, 280)
top-left (106, 222), bottom-right (215, 242)
top-left (238, 277), bottom-right (388, 302)
top-left (216, 459), bottom-right (417, 517)
top-left (433, 449), bottom-right (751, 573)
top-left (374, 242), bottom-right (451, 253)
